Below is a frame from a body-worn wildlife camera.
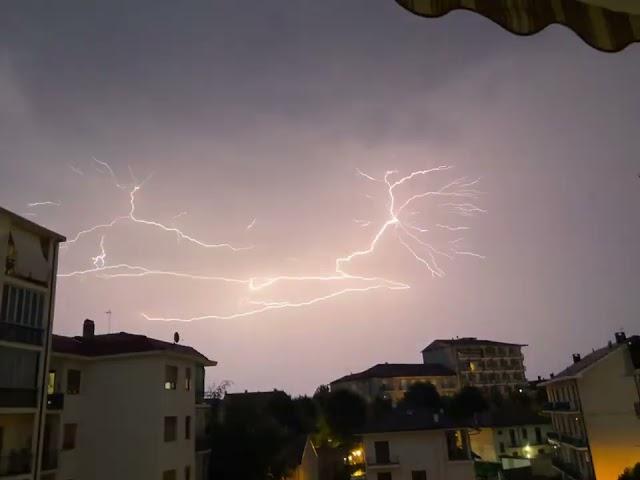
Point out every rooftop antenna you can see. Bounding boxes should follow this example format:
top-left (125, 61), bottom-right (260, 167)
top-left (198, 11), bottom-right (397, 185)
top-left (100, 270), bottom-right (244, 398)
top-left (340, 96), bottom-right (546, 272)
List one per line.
top-left (105, 310), bottom-right (112, 333)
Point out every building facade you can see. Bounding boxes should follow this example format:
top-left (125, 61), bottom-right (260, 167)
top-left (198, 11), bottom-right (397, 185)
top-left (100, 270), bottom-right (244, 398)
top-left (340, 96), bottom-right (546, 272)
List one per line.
top-left (421, 338), bottom-right (527, 394)
top-left (359, 411), bottom-right (475, 480)
top-left (542, 332), bottom-right (640, 480)
top-left (0, 208), bottom-right (65, 480)
top-left (330, 363), bottom-right (458, 405)
top-left (43, 319), bottom-right (216, 480)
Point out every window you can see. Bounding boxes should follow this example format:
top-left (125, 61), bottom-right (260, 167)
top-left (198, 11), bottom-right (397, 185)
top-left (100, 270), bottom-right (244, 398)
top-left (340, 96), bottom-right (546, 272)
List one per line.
top-left (47, 370), bottom-right (56, 395)
top-left (165, 365), bottom-right (177, 390)
top-left (521, 428), bottom-right (528, 440)
top-left (497, 430), bottom-right (503, 435)
top-left (67, 370), bottom-right (81, 395)
top-left (374, 441), bottom-right (390, 464)
top-left (509, 429), bottom-right (517, 447)
top-left (185, 367), bottom-right (192, 391)
top-left (412, 471), bottom-right (427, 480)
top-left (376, 474), bottom-right (392, 480)
top-left (63, 423), bottom-right (77, 450)
top-left (499, 442), bottom-right (505, 454)
top-left (184, 466), bottom-right (191, 480)
top-left (446, 430), bottom-right (470, 461)
top-left (1, 284), bottom-right (45, 328)
top-left (185, 416), bottom-right (191, 440)
top-left (538, 448), bottom-right (545, 455)
top-left (535, 427), bottom-right (542, 444)
top-left (162, 470), bottom-right (176, 480)
top-left (164, 416), bottom-right (177, 442)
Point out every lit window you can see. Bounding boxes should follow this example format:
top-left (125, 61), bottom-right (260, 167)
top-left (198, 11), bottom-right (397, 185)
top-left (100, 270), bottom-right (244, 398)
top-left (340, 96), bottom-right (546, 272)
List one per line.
top-left (67, 369), bottom-right (81, 395)
top-left (165, 365), bottom-right (177, 390)
top-left (164, 416), bottom-right (177, 442)
top-left (446, 430), bottom-right (470, 461)
top-left (63, 423), bottom-right (77, 450)
top-left (48, 370), bottom-right (56, 395)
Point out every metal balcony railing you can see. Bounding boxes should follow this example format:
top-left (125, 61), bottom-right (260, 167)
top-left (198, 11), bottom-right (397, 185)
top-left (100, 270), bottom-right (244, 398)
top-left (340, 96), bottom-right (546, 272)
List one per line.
top-left (0, 322), bottom-right (43, 346)
top-left (0, 388), bottom-right (37, 408)
top-left (366, 455), bottom-right (400, 466)
top-left (542, 401), bottom-right (575, 412)
top-left (47, 393), bottom-right (64, 410)
top-left (0, 451), bottom-right (31, 477)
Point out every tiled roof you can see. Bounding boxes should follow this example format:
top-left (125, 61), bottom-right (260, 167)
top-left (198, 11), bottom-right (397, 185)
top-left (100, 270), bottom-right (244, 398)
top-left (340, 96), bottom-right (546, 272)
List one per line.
top-left (331, 363), bottom-right (455, 384)
top-left (52, 332), bottom-right (215, 365)
top-left (422, 338), bottom-right (526, 351)
top-left (543, 336), bottom-right (639, 384)
top-left (359, 409), bottom-right (471, 434)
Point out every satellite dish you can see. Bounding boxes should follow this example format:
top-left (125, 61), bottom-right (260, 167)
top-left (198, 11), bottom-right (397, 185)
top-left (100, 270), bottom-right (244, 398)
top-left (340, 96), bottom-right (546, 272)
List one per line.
top-left (174, 332), bottom-right (180, 344)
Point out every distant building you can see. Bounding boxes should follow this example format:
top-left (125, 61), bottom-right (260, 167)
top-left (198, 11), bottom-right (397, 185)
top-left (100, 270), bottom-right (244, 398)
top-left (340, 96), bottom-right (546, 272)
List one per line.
top-left (542, 332), bottom-right (640, 480)
top-left (330, 363), bottom-right (458, 405)
top-left (421, 338), bottom-right (527, 394)
top-left (44, 319), bottom-right (216, 480)
top-left (358, 410), bottom-right (475, 480)
top-left (0, 207), bottom-right (65, 479)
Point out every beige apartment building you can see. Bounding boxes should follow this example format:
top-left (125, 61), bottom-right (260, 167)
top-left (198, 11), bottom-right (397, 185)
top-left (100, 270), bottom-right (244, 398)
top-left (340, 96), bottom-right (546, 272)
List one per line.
top-left (0, 207), bottom-right (65, 480)
top-left (43, 319), bottom-right (216, 480)
top-left (330, 363), bottom-right (458, 405)
top-left (358, 410), bottom-right (475, 480)
top-left (542, 332), bottom-right (640, 480)
top-left (421, 338), bottom-right (527, 394)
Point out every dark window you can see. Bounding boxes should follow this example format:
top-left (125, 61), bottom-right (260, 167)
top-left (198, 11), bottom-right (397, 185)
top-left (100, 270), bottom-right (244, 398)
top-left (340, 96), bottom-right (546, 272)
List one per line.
top-left (374, 441), bottom-right (390, 464)
top-left (497, 430), bottom-right (503, 435)
top-left (499, 442), bottom-right (505, 454)
top-left (446, 430), bottom-right (470, 461)
top-left (164, 416), bottom-right (177, 442)
top-left (376, 474), bottom-right (392, 480)
top-left (185, 367), bottom-right (192, 391)
top-left (509, 429), bottom-right (517, 447)
top-left (538, 448), bottom-right (545, 455)
top-left (1, 284), bottom-right (45, 328)
top-left (67, 370), bottom-right (81, 395)
top-left (162, 470), bottom-right (176, 480)
top-left (185, 416), bottom-right (191, 440)
top-left (184, 466), bottom-right (191, 480)
top-left (63, 423), bottom-right (77, 450)
top-left (522, 428), bottom-right (528, 439)
top-left (412, 471), bottom-right (427, 480)
top-left (535, 427), bottom-right (542, 444)
top-left (165, 365), bottom-right (177, 390)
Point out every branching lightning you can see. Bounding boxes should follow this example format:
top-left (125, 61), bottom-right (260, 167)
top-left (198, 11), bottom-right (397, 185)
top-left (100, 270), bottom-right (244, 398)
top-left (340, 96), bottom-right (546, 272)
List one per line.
top-left (28, 201), bottom-right (62, 207)
top-left (58, 160), bottom-right (485, 322)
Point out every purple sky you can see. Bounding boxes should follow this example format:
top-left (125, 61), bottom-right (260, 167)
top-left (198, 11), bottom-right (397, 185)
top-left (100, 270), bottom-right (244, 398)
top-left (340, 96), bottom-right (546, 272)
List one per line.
top-left (2, 1), bottom-right (640, 395)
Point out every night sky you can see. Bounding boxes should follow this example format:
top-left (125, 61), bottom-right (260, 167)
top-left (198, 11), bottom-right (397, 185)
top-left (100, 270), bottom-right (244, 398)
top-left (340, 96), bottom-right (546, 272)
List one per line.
top-left (2, 1), bottom-right (639, 394)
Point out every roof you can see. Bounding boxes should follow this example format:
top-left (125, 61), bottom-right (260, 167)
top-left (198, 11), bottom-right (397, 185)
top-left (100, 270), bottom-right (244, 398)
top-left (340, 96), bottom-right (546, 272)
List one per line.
top-left (359, 409), bottom-right (471, 434)
top-left (278, 434), bottom-right (312, 468)
top-left (0, 206), bottom-right (66, 242)
top-left (542, 335), bottom-right (639, 385)
top-left (422, 338), bottom-right (526, 352)
top-left (476, 409), bottom-right (550, 428)
top-left (52, 332), bottom-right (216, 365)
top-left (331, 363), bottom-right (456, 384)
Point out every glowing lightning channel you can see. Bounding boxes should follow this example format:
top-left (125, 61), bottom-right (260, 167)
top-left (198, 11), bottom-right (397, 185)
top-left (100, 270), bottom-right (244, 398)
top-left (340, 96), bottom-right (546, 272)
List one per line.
top-left (59, 162), bottom-right (485, 322)
top-left (28, 201), bottom-right (62, 208)
top-left (246, 218), bottom-right (257, 230)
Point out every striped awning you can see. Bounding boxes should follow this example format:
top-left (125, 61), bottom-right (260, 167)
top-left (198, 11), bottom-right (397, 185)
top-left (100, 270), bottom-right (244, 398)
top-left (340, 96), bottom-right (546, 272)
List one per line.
top-left (395, 0), bottom-right (640, 53)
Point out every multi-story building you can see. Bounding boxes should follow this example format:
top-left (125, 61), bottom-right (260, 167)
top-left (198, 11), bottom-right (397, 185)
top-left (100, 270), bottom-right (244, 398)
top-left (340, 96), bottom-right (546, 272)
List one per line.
top-left (43, 319), bottom-right (216, 480)
top-left (330, 363), bottom-right (458, 405)
top-left (542, 332), bottom-right (640, 480)
top-left (421, 338), bottom-right (527, 394)
top-left (0, 207), bottom-right (65, 480)
top-left (358, 410), bottom-right (475, 480)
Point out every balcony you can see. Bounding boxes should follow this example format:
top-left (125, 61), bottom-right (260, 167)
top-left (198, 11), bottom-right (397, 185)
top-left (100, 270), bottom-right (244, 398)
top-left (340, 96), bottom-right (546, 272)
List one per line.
top-left (0, 322), bottom-right (43, 346)
top-left (0, 388), bottom-right (37, 408)
top-left (366, 455), bottom-right (400, 468)
top-left (46, 393), bottom-right (64, 410)
top-left (41, 450), bottom-right (58, 471)
top-left (542, 401), bottom-right (577, 413)
top-left (552, 457), bottom-right (592, 480)
top-left (547, 432), bottom-right (588, 450)
top-left (0, 451), bottom-right (31, 477)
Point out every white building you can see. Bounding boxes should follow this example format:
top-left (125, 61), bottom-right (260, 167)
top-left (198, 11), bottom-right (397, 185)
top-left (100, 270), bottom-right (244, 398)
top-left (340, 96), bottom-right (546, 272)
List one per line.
top-left (43, 319), bottom-right (216, 480)
top-left (0, 207), bottom-right (65, 480)
top-left (359, 410), bottom-right (475, 480)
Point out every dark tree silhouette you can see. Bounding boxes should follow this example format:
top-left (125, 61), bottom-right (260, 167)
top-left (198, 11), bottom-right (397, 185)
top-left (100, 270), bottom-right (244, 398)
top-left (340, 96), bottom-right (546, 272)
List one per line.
top-left (400, 382), bottom-right (442, 410)
top-left (447, 386), bottom-right (488, 419)
top-left (619, 463), bottom-right (640, 480)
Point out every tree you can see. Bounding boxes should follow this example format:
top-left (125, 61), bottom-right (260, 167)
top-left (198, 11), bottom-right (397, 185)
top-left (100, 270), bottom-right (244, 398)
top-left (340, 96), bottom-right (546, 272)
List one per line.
top-left (619, 463), bottom-right (640, 480)
top-left (321, 389), bottom-right (367, 441)
top-left (447, 386), bottom-right (488, 419)
top-left (400, 382), bottom-right (442, 410)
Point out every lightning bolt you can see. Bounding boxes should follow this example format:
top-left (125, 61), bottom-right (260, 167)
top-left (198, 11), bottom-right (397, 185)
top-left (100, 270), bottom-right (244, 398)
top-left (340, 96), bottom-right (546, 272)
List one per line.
top-left (58, 161), bottom-right (485, 322)
top-left (246, 218), bottom-right (257, 230)
top-left (27, 201), bottom-right (62, 207)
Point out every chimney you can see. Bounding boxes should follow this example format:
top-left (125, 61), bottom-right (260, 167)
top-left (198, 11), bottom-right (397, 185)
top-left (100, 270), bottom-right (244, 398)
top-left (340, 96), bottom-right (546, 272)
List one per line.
top-left (615, 331), bottom-right (627, 344)
top-left (550, 373), bottom-right (555, 378)
top-left (537, 375), bottom-right (542, 381)
top-left (572, 353), bottom-right (581, 364)
top-left (83, 319), bottom-right (95, 338)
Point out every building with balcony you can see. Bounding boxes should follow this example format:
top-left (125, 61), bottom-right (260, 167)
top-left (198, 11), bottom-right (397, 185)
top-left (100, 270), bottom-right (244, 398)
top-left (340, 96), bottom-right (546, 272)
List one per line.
top-left (421, 338), bottom-right (527, 395)
top-left (358, 410), bottom-right (475, 480)
top-left (541, 332), bottom-right (640, 480)
top-left (330, 364), bottom-right (458, 405)
top-left (41, 319), bottom-right (216, 480)
top-left (0, 207), bottom-right (65, 480)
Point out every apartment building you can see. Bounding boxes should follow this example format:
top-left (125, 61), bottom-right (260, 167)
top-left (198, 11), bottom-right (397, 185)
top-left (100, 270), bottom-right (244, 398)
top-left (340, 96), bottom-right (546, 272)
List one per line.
top-left (43, 319), bottom-right (216, 480)
top-left (358, 410), bottom-right (475, 480)
top-left (542, 332), bottom-right (640, 480)
top-left (0, 207), bottom-right (65, 480)
top-left (330, 364), bottom-right (458, 405)
top-left (421, 338), bottom-right (527, 394)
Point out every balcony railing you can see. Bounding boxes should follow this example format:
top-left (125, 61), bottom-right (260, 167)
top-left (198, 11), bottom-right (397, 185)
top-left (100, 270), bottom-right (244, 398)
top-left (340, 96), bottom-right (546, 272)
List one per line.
top-left (543, 401), bottom-right (576, 412)
top-left (47, 393), bottom-right (64, 410)
top-left (366, 455), bottom-right (400, 467)
top-left (41, 450), bottom-right (58, 471)
top-left (0, 451), bottom-right (31, 477)
top-left (546, 431), bottom-right (587, 449)
top-left (0, 388), bottom-right (37, 408)
top-left (0, 322), bottom-right (43, 346)
top-left (552, 457), bottom-right (592, 480)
